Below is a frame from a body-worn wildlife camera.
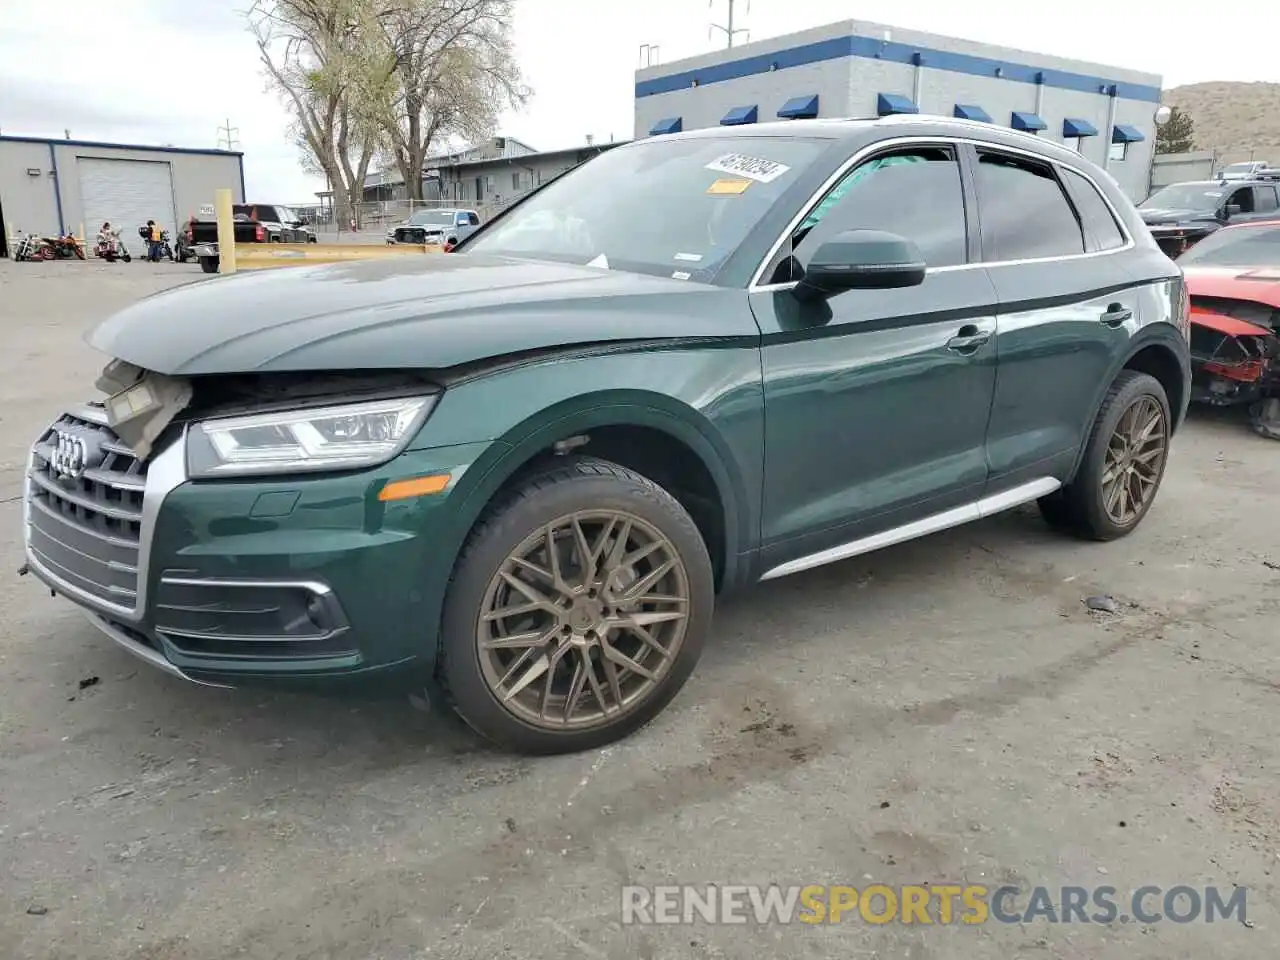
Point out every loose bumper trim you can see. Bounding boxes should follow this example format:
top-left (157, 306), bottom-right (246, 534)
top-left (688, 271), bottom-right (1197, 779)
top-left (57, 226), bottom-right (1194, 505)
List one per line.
top-left (84, 613), bottom-right (229, 687)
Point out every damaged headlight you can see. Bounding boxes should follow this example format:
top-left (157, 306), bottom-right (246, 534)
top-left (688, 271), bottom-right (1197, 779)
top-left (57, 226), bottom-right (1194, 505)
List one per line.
top-left (187, 396), bottom-right (436, 478)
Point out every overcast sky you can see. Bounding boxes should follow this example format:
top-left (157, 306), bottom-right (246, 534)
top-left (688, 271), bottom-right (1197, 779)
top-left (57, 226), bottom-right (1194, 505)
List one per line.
top-left (0, 0), bottom-right (1272, 200)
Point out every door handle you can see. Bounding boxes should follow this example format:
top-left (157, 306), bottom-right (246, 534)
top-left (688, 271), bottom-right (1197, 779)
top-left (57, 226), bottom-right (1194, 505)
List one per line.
top-left (946, 325), bottom-right (992, 354)
top-left (1100, 304), bottom-right (1133, 327)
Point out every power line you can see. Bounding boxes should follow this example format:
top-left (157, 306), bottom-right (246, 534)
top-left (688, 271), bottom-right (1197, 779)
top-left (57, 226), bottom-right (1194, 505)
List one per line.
top-left (217, 118), bottom-right (240, 151)
top-left (709, 0), bottom-right (749, 48)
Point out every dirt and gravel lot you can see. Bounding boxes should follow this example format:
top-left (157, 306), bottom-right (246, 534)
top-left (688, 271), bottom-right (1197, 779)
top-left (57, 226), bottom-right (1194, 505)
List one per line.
top-left (1, 259), bottom-right (1278, 960)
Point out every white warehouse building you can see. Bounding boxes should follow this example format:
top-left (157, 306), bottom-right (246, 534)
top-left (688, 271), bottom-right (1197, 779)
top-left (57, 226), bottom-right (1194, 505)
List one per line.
top-left (634, 20), bottom-right (1163, 200)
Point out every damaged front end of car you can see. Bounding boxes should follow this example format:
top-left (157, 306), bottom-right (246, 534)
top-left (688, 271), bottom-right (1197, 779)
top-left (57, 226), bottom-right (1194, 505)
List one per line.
top-left (1188, 309), bottom-right (1280, 407)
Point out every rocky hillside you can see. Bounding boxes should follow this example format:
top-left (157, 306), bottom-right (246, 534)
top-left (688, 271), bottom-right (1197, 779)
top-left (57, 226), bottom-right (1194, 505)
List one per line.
top-left (1162, 82), bottom-right (1280, 161)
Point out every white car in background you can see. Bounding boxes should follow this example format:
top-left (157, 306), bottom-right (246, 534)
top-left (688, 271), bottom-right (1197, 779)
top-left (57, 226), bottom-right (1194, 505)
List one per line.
top-left (385, 208), bottom-right (481, 246)
top-left (1218, 161), bottom-right (1271, 181)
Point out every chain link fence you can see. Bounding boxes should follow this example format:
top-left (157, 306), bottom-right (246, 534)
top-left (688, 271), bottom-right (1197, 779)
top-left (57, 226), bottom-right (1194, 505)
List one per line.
top-left (291, 195), bottom-right (527, 239)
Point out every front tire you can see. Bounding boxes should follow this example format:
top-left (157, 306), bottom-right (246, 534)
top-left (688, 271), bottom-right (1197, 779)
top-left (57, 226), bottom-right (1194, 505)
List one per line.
top-left (1038, 371), bottom-right (1172, 541)
top-left (440, 456), bottom-right (714, 754)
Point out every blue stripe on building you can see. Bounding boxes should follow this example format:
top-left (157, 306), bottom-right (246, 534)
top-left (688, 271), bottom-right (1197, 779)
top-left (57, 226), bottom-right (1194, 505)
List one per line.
top-left (635, 34), bottom-right (1162, 104)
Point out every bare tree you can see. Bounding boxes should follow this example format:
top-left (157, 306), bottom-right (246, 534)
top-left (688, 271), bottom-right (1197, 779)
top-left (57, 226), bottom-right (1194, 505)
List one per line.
top-left (370, 0), bottom-right (529, 201)
top-left (248, 0), bottom-right (384, 225)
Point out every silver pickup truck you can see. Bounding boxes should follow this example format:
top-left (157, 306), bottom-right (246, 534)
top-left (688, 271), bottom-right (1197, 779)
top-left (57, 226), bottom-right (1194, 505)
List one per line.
top-left (385, 208), bottom-right (481, 246)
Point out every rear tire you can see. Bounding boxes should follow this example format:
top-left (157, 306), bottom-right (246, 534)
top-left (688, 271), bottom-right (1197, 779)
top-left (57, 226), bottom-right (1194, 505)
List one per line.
top-left (439, 456), bottom-right (714, 755)
top-left (199, 256), bottom-right (218, 274)
top-left (1038, 371), bottom-right (1172, 541)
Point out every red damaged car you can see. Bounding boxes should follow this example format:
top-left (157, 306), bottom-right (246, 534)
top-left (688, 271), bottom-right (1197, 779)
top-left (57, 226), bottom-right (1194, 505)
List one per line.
top-left (1176, 220), bottom-right (1280, 410)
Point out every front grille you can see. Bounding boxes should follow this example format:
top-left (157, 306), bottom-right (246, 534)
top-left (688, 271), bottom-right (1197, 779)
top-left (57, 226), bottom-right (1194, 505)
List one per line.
top-left (26, 408), bottom-right (148, 614)
top-left (395, 228), bottom-right (440, 244)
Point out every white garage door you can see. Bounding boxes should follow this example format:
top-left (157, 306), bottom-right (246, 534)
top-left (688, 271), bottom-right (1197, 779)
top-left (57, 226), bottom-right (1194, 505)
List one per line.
top-left (77, 158), bottom-right (176, 244)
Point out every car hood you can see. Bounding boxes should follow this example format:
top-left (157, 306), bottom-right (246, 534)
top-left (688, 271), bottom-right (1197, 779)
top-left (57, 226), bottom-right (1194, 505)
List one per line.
top-left (1182, 266), bottom-right (1280, 309)
top-left (1139, 207), bottom-right (1216, 225)
top-left (86, 253), bottom-right (753, 375)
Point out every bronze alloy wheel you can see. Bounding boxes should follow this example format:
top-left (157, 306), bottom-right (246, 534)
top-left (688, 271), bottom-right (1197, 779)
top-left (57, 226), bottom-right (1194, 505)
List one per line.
top-left (476, 509), bottom-right (692, 730)
top-left (1100, 394), bottom-right (1168, 527)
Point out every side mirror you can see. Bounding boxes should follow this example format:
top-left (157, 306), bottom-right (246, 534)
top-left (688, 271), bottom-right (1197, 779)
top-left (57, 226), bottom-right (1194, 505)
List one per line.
top-left (794, 230), bottom-right (927, 301)
top-left (1225, 204), bottom-right (1242, 218)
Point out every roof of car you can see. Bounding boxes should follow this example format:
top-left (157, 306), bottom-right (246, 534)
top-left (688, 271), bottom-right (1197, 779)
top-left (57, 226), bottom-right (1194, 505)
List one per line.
top-left (644, 114), bottom-right (1089, 162)
top-left (1162, 178), bottom-right (1278, 188)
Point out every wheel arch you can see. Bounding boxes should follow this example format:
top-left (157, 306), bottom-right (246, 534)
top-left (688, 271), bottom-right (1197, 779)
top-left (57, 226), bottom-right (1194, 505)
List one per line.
top-left (1069, 329), bottom-right (1189, 481)
top-left (447, 392), bottom-right (751, 593)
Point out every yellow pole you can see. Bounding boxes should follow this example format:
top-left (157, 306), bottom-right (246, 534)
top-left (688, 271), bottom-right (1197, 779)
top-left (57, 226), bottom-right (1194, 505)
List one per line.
top-left (214, 188), bottom-right (236, 275)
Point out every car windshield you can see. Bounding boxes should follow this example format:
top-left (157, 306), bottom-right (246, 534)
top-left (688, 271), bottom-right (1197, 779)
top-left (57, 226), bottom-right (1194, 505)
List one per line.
top-left (408, 211), bottom-right (456, 226)
top-left (1177, 224), bottom-right (1280, 266)
top-left (1141, 184), bottom-right (1224, 211)
top-left (463, 136), bottom-right (829, 280)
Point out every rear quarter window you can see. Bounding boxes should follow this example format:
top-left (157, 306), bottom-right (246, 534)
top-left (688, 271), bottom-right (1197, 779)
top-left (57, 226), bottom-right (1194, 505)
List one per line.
top-left (1060, 167), bottom-right (1126, 252)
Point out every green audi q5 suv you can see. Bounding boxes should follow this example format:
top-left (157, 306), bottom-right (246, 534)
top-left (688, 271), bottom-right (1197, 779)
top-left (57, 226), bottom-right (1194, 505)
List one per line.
top-left (23, 116), bottom-right (1191, 754)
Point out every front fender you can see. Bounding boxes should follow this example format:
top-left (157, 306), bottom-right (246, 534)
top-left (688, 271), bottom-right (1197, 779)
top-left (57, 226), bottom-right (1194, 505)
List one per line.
top-left (411, 347), bottom-right (765, 587)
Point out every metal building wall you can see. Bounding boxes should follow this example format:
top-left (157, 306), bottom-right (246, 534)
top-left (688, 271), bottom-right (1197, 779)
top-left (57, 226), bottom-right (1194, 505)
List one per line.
top-left (0, 137), bottom-right (244, 245)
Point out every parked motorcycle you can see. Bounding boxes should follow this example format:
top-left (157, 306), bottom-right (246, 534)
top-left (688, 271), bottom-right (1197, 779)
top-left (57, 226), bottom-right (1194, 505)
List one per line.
top-left (13, 234), bottom-right (53, 261)
top-left (95, 229), bottom-right (131, 263)
top-left (45, 234), bottom-right (86, 260)
top-left (174, 224), bottom-right (196, 263)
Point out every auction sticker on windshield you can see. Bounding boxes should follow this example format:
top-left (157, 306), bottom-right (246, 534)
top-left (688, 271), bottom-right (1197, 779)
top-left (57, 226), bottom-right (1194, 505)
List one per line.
top-left (705, 153), bottom-right (791, 184)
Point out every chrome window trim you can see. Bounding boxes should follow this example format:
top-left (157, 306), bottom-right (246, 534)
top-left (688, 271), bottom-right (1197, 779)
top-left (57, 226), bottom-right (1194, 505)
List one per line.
top-left (747, 134), bottom-right (1136, 293)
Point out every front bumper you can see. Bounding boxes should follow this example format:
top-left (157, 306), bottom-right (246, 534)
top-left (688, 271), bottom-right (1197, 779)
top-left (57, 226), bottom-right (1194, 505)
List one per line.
top-left (23, 404), bottom-right (491, 689)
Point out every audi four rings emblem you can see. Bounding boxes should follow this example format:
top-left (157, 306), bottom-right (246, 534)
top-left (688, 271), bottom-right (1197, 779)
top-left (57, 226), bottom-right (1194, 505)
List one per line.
top-left (51, 430), bottom-right (89, 479)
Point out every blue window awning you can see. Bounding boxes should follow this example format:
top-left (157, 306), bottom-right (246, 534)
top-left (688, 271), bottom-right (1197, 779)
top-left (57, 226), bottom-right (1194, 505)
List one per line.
top-left (720, 104), bottom-right (758, 126)
top-left (877, 93), bottom-right (918, 117)
top-left (1113, 124), bottom-right (1146, 143)
top-left (649, 117), bottom-right (682, 136)
top-left (1010, 111), bottom-right (1047, 133)
top-left (778, 94), bottom-right (819, 119)
top-left (1062, 118), bottom-right (1098, 138)
top-left (953, 103), bottom-right (991, 123)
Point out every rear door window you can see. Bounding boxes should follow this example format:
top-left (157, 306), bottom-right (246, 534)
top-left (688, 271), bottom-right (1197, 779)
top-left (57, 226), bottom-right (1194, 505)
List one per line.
top-left (1060, 167), bottom-right (1126, 252)
top-left (1253, 185), bottom-right (1278, 213)
top-left (974, 152), bottom-right (1085, 261)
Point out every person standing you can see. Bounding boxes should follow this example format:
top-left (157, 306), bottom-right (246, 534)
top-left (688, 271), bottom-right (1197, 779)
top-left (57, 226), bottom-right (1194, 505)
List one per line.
top-left (146, 219), bottom-right (163, 262)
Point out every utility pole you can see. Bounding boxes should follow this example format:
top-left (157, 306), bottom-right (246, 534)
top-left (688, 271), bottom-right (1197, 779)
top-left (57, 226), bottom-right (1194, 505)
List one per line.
top-left (216, 118), bottom-right (240, 151)
top-left (710, 0), bottom-right (749, 48)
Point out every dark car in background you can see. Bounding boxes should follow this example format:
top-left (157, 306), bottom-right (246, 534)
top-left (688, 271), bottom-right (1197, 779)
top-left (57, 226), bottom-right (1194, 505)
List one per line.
top-left (188, 202), bottom-right (317, 273)
top-left (22, 115), bottom-right (1190, 754)
top-left (1139, 178), bottom-right (1280, 256)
